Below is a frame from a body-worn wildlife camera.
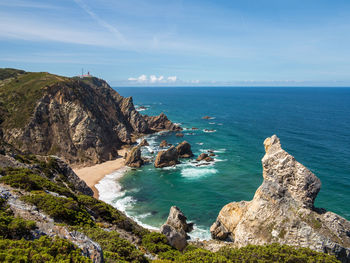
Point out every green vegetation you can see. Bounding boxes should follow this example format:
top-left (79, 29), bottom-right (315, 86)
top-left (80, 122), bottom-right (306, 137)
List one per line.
top-left (0, 167), bottom-right (72, 197)
top-left (142, 232), bottom-right (174, 254)
top-left (0, 71), bottom-right (69, 128)
top-left (21, 193), bottom-right (94, 227)
top-left (78, 227), bottom-right (147, 263)
top-left (77, 195), bottom-right (148, 237)
top-left (154, 243), bottom-right (340, 263)
top-left (0, 236), bottom-right (91, 262)
top-left (0, 198), bottom-right (36, 240)
top-left (0, 68), bottom-right (25, 81)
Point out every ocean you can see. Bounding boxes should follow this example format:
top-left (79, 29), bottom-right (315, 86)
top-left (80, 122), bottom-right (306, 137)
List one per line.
top-left (97, 86), bottom-right (350, 240)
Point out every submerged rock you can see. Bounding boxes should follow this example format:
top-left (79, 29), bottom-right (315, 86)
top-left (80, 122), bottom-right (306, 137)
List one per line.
top-left (154, 146), bottom-right (179, 168)
top-left (176, 141), bottom-right (194, 158)
top-left (175, 133), bottom-right (184, 137)
top-left (160, 206), bottom-right (193, 251)
top-left (124, 146), bottom-right (143, 168)
top-left (210, 135), bottom-right (350, 262)
top-left (202, 116), bottom-right (212, 119)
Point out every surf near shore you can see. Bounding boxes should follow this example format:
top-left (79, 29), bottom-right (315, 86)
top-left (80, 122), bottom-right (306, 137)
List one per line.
top-left (73, 149), bottom-right (128, 199)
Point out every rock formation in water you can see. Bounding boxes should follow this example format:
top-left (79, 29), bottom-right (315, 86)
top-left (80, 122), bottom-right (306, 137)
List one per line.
top-left (124, 146), bottom-right (144, 168)
top-left (0, 69), bottom-right (180, 165)
top-left (160, 140), bottom-right (169, 148)
top-left (176, 141), bottom-right (194, 158)
top-left (210, 135), bottom-right (350, 262)
top-left (139, 139), bottom-right (149, 147)
top-left (160, 206), bottom-right (193, 251)
top-left (143, 113), bottom-right (181, 132)
top-left (154, 146), bottom-right (179, 168)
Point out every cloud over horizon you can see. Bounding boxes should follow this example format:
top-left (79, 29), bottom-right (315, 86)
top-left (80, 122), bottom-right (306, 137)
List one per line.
top-left (128, 74), bottom-right (178, 84)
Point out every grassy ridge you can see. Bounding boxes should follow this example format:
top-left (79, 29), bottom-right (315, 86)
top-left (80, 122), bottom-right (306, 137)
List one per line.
top-left (0, 70), bottom-right (69, 128)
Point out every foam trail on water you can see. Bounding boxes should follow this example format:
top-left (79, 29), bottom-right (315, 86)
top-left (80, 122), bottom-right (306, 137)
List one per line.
top-left (181, 167), bottom-right (218, 179)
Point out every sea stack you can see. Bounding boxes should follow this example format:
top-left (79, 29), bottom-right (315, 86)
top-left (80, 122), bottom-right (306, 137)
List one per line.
top-left (154, 146), bottom-right (179, 168)
top-left (176, 141), bottom-right (194, 158)
top-left (210, 135), bottom-right (350, 262)
top-left (160, 206), bottom-right (193, 251)
top-left (124, 146), bottom-right (143, 168)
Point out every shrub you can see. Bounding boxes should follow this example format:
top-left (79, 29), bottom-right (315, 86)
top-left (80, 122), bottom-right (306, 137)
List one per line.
top-left (77, 195), bottom-right (148, 237)
top-left (0, 167), bottom-right (72, 197)
top-left (141, 232), bottom-right (174, 254)
top-left (78, 226), bottom-right (148, 263)
top-left (0, 235), bottom-right (91, 262)
top-left (20, 193), bottom-right (94, 227)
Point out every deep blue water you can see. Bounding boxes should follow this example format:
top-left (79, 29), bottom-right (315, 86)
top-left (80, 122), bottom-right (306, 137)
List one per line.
top-left (107, 86), bottom-right (350, 238)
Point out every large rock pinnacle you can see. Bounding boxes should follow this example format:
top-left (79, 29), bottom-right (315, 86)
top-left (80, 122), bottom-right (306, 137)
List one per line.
top-left (210, 135), bottom-right (350, 262)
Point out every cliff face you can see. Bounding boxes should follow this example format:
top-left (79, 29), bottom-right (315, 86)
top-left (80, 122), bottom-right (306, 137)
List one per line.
top-left (0, 70), bottom-right (179, 165)
top-left (210, 135), bottom-right (350, 262)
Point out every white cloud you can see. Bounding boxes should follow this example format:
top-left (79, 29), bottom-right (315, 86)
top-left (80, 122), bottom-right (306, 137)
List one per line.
top-left (128, 74), bottom-right (178, 84)
top-left (167, 76), bottom-right (177, 82)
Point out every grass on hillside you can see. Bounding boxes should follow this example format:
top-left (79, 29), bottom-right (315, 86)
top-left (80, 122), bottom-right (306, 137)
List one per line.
top-left (0, 71), bottom-right (69, 129)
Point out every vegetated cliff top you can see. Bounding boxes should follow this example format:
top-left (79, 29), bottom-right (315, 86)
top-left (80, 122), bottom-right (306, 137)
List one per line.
top-left (0, 68), bottom-right (179, 165)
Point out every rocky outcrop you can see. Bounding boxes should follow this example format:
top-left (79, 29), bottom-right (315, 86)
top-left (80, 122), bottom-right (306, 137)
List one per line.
top-left (210, 135), bottom-right (350, 262)
top-left (143, 113), bottom-right (181, 132)
top-left (0, 184), bottom-right (103, 262)
top-left (176, 141), bottom-right (194, 158)
top-left (160, 206), bottom-right (193, 251)
top-left (0, 72), bottom-right (179, 165)
top-left (139, 139), bottom-right (149, 147)
top-left (124, 146), bottom-right (143, 168)
top-left (196, 153), bottom-right (213, 162)
top-left (154, 146), bottom-right (179, 168)
top-left (160, 140), bottom-right (169, 147)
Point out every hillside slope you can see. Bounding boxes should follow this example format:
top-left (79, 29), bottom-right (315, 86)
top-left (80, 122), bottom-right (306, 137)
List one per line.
top-left (0, 69), bottom-right (179, 165)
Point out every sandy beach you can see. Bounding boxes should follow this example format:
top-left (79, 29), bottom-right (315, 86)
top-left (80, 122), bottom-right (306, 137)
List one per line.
top-left (73, 149), bottom-right (127, 199)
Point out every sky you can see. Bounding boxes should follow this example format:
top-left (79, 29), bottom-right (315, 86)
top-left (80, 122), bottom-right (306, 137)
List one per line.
top-left (1, 0), bottom-right (350, 86)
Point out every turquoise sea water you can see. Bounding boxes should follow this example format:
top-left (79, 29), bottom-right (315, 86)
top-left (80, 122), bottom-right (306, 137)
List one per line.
top-left (103, 87), bottom-right (350, 239)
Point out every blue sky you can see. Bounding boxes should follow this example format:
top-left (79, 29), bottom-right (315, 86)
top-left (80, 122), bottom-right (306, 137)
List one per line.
top-left (1, 0), bottom-right (350, 86)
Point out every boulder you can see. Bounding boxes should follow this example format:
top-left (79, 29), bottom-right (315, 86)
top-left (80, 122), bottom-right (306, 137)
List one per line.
top-left (154, 146), bottom-right (179, 168)
top-left (144, 113), bottom-right (182, 132)
top-left (202, 116), bottom-right (212, 119)
top-left (139, 139), bottom-right (149, 147)
top-left (176, 141), bottom-right (194, 158)
top-left (160, 140), bottom-right (169, 147)
top-left (124, 146), bottom-right (143, 168)
top-left (209, 153), bottom-right (215, 157)
top-left (210, 135), bottom-right (350, 262)
top-left (204, 156), bottom-right (214, 162)
top-left (175, 133), bottom-right (184, 137)
top-left (160, 206), bottom-right (193, 251)
top-left (196, 153), bottom-right (208, 161)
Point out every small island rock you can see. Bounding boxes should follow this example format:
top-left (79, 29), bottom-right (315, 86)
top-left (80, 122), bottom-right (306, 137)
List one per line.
top-left (160, 140), bottom-right (169, 147)
top-left (196, 153), bottom-right (209, 161)
top-left (154, 146), bottom-right (179, 168)
top-left (176, 141), bottom-right (194, 158)
top-left (139, 139), bottom-right (149, 147)
top-left (124, 146), bottom-right (143, 168)
top-left (175, 133), bottom-right (184, 137)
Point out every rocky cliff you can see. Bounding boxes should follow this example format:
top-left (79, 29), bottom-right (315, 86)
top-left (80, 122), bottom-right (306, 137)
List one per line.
top-left (210, 135), bottom-right (350, 262)
top-left (0, 69), bottom-right (179, 165)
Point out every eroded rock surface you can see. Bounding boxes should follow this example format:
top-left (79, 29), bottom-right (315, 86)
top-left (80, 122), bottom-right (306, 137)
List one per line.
top-left (125, 146), bottom-right (143, 168)
top-left (176, 141), bottom-right (194, 158)
top-left (154, 146), bottom-right (179, 168)
top-left (210, 135), bottom-right (350, 262)
top-left (160, 206), bottom-right (193, 251)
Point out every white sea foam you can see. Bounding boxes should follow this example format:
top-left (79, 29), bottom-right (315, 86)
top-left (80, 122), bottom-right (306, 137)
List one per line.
top-left (188, 225), bottom-right (211, 241)
top-left (95, 167), bottom-right (129, 204)
top-left (196, 142), bottom-right (204, 145)
top-left (181, 167), bottom-right (218, 179)
top-left (209, 122), bottom-right (215, 125)
top-left (203, 129), bottom-right (216, 133)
